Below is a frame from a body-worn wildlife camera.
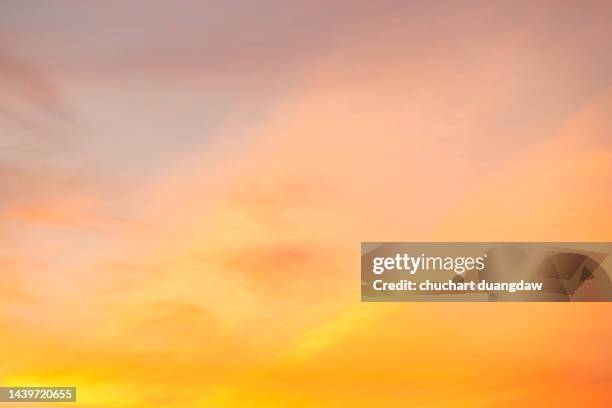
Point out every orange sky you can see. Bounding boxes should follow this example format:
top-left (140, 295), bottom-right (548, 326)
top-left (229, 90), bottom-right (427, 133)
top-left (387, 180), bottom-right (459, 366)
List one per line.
top-left (1, 1), bottom-right (612, 407)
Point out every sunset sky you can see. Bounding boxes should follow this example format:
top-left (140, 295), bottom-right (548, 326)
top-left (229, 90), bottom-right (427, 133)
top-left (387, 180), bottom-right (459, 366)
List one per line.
top-left (1, 1), bottom-right (612, 407)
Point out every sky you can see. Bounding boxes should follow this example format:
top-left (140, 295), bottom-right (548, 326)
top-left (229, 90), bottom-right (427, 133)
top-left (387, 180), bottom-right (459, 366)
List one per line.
top-left (1, 1), bottom-right (612, 407)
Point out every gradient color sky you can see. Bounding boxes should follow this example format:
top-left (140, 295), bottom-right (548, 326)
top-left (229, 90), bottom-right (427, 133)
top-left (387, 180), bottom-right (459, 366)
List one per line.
top-left (1, 1), bottom-right (612, 407)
